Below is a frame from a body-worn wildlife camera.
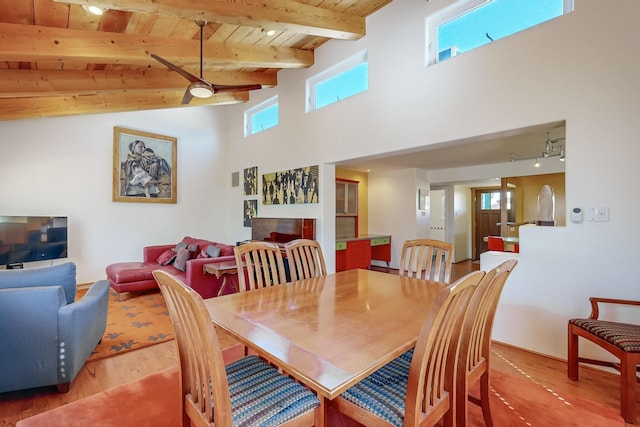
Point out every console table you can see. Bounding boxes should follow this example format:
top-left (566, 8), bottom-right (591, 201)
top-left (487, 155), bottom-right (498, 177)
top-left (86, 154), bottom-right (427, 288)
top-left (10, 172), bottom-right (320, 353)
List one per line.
top-left (203, 260), bottom-right (244, 297)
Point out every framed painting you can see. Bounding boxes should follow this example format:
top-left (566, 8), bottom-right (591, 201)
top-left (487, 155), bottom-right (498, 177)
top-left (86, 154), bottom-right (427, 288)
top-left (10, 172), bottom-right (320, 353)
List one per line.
top-left (262, 165), bottom-right (319, 205)
top-left (243, 200), bottom-right (258, 227)
top-left (113, 126), bottom-right (177, 203)
top-left (418, 189), bottom-right (429, 210)
top-left (244, 166), bottom-right (258, 196)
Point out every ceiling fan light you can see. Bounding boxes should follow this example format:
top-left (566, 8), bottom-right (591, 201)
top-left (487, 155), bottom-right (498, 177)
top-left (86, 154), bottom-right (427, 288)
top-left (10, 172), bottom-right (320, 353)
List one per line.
top-left (188, 82), bottom-right (214, 98)
top-left (82, 5), bottom-right (108, 15)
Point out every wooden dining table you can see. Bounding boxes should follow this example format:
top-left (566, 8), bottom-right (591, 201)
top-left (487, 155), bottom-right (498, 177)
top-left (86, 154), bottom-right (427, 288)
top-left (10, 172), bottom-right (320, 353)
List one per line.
top-left (204, 268), bottom-right (446, 424)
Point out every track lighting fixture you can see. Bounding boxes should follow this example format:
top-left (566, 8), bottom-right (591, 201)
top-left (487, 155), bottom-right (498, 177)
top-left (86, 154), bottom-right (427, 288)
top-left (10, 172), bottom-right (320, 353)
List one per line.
top-left (508, 130), bottom-right (566, 167)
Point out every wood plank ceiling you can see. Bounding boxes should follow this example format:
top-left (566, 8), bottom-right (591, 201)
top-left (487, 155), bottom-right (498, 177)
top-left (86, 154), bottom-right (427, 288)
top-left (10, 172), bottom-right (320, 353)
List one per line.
top-left (0, 0), bottom-right (392, 121)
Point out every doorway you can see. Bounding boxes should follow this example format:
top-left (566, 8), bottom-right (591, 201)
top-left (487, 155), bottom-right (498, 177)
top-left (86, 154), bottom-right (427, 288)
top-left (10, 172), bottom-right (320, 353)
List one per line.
top-left (473, 188), bottom-right (514, 260)
top-left (430, 189), bottom-right (446, 242)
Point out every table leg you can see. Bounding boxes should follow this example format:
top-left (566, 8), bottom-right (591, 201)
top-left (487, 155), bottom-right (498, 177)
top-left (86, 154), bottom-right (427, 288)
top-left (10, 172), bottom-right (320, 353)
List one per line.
top-left (217, 276), bottom-right (229, 297)
top-left (216, 273), bottom-right (239, 297)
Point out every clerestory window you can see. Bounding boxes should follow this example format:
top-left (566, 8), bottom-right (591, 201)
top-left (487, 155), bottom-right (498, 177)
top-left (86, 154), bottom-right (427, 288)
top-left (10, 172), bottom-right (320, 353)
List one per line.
top-left (427, 0), bottom-right (574, 66)
top-left (244, 96), bottom-right (278, 137)
top-left (306, 50), bottom-right (368, 112)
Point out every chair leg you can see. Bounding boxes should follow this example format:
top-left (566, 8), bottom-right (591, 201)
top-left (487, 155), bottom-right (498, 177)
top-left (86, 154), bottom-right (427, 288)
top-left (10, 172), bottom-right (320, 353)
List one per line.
top-left (620, 356), bottom-right (638, 424)
top-left (567, 325), bottom-right (579, 380)
top-left (455, 382), bottom-right (468, 427)
top-left (479, 372), bottom-right (494, 427)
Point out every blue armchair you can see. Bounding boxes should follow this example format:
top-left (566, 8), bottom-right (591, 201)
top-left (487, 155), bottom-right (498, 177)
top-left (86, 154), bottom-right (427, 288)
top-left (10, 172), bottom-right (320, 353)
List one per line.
top-left (0, 262), bottom-right (109, 393)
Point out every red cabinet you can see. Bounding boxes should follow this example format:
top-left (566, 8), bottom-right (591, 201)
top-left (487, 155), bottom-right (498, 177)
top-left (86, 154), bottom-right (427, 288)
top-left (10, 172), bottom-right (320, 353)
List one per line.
top-left (336, 236), bottom-right (391, 272)
top-left (345, 239), bottom-right (371, 270)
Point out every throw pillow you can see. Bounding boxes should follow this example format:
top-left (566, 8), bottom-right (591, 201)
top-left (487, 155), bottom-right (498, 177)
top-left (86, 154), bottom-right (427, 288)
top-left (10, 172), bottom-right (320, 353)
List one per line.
top-left (157, 249), bottom-right (177, 266)
top-left (206, 245), bottom-right (221, 258)
top-left (186, 243), bottom-right (200, 258)
top-left (196, 248), bottom-right (209, 259)
top-left (173, 248), bottom-right (191, 272)
top-left (174, 241), bottom-right (188, 252)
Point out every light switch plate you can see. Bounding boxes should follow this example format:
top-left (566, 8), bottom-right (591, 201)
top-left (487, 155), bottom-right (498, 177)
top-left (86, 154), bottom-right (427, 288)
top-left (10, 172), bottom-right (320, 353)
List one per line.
top-left (589, 206), bottom-right (609, 222)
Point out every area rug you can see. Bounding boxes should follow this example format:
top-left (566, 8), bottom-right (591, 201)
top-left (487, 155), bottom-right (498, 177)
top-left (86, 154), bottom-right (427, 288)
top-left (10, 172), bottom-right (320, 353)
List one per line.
top-left (15, 344), bottom-right (243, 427)
top-left (83, 289), bottom-right (174, 362)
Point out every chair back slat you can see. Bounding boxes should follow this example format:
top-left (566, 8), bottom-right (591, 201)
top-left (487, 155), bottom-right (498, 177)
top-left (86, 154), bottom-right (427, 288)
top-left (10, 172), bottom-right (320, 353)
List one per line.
top-left (284, 239), bottom-right (327, 281)
top-left (456, 258), bottom-right (517, 427)
top-left (153, 270), bottom-right (233, 427)
top-left (404, 270), bottom-right (485, 426)
top-left (400, 239), bottom-right (455, 283)
top-left (234, 241), bottom-right (287, 291)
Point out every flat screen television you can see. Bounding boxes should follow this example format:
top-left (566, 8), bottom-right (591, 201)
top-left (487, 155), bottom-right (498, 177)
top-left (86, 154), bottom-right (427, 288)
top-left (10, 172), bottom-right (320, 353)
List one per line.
top-left (0, 216), bottom-right (68, 267)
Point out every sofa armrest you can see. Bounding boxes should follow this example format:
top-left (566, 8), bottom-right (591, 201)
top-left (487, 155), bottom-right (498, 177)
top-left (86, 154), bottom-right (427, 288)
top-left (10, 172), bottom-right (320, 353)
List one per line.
top-left (0, 286), bottom-right (66, 393)
top-left (58, 280), bottom-right (110, 385)
top-left (185, 255), bottom-right (236, 298)
top-left (144, 244), bottom-right (175, 262)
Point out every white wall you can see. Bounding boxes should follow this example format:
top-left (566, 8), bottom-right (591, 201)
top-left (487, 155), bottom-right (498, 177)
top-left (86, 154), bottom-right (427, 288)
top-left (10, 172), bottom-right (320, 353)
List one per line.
top-left (368, 168), bottom-right (423, 267)
top-left (0, 107), bottom-right (228, 284)
top-left (221, 0), bottom-right (640, 361)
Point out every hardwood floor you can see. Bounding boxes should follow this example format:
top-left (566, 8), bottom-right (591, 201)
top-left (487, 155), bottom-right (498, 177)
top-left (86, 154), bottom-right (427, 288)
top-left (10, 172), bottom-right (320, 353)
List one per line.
top-left (0, 260), bottom-right (630, 425)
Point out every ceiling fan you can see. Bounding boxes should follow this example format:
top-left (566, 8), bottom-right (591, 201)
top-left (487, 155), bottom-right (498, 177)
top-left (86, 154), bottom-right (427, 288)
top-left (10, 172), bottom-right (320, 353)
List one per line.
top-left (151, 21), bottom-right (262, 105)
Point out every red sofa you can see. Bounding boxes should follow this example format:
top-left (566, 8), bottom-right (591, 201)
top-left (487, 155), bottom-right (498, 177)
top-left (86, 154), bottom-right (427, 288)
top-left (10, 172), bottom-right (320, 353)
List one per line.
top-left (106, 236), bottom-right (236, 300)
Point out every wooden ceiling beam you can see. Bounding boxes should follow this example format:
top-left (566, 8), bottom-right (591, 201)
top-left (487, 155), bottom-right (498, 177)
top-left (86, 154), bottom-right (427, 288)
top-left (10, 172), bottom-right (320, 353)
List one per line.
top-left (52, 0), bottom-right (366, 40)
top-left (0, 69), bottom-right (278, 97)
top-left (0, 90), bottom-right (249, 121)
top-left (0, 22), bottom-right (313, 68)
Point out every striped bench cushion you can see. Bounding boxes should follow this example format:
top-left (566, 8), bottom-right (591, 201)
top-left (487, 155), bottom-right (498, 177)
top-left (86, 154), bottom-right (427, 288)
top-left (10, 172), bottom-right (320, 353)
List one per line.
top-left (225, 355), bottom-right (320, 427)
top-left (570, 319), bottom-right (640, 352)
top-left (339, 350), bottom-right (414, 427)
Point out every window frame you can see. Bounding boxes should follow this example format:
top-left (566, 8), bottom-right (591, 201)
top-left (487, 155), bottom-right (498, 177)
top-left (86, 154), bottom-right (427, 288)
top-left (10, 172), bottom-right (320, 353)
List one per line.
top-left (244, 95), bottom-right (279, 137)
top-left (426, 0), bottom-right (574, 67)
top-left (306, 49), bottom-right (368, 113)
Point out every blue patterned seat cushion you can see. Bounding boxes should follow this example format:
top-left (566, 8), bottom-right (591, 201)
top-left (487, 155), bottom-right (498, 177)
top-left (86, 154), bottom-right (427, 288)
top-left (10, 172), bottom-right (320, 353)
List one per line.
top-left (225, 355), bottom-right (320, 427)
top-left (570, 319), bottom-right (640, 352)
top-left (339, 349), bottom-right (414, 427)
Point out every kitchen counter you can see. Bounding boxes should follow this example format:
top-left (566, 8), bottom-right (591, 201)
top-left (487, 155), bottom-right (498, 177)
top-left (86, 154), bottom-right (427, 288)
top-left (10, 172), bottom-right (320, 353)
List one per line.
top-left (336, 234), bottom-right (391, 243)
top-left (336, 235), bottom-right (391, 271)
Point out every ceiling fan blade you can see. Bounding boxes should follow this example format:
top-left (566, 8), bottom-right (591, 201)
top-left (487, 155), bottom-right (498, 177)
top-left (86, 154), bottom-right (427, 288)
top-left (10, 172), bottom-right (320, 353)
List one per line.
top-left (150, 53), bottom-right (203, 85)
top-left (212, 84), bottom-right (263, 94)
top-left (181, 88), bottom-right (194, 105)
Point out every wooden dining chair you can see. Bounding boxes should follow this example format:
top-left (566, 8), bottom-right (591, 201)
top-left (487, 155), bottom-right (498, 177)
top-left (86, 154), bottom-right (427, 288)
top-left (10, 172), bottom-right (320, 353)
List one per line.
top-left (331, 270), bottom-right (486, 427)
top-left (284, 239), bottom-right (327, 281)
top-left (455, 258), bottom-right (518, 427)
top-left (568, 297), bottom-right (640, 424)
top-left (399, 239), bottom-right (455, 283)
top-left (152, 270), bottom-right (320, 427)
top-left (234, 241), bottom-right (287, 291)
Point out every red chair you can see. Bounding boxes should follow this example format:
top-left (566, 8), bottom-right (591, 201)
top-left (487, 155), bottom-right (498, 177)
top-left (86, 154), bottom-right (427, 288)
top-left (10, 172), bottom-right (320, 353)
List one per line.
top-left (487, 236), bottom-right (505, 251)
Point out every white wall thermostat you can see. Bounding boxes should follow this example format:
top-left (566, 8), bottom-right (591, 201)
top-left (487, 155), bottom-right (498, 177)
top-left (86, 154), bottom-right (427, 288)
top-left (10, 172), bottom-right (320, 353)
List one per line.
top-left (571, 207), bottom-right (583, 223)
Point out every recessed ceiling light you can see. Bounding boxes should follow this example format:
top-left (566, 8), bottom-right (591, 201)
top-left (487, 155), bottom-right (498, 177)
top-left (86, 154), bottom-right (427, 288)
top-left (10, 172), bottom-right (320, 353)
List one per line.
top-left (82, 5), bottom-right (108, 16)
top-left (266, 30), bottom-right (276, 36)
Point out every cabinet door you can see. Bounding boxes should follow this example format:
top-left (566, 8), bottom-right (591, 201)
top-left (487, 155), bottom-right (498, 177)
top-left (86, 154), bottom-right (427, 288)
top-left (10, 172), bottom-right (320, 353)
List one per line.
top-left (336, 180), bottom-right (358, 215)
top-left (345, 239), bottom-right (370, 270)
top-left (346, 182), bottom-right (358, 215)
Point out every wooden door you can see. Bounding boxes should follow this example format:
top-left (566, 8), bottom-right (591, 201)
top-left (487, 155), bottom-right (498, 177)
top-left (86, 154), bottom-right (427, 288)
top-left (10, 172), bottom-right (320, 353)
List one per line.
top-left (474, 189), bottom-right (501, 260)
